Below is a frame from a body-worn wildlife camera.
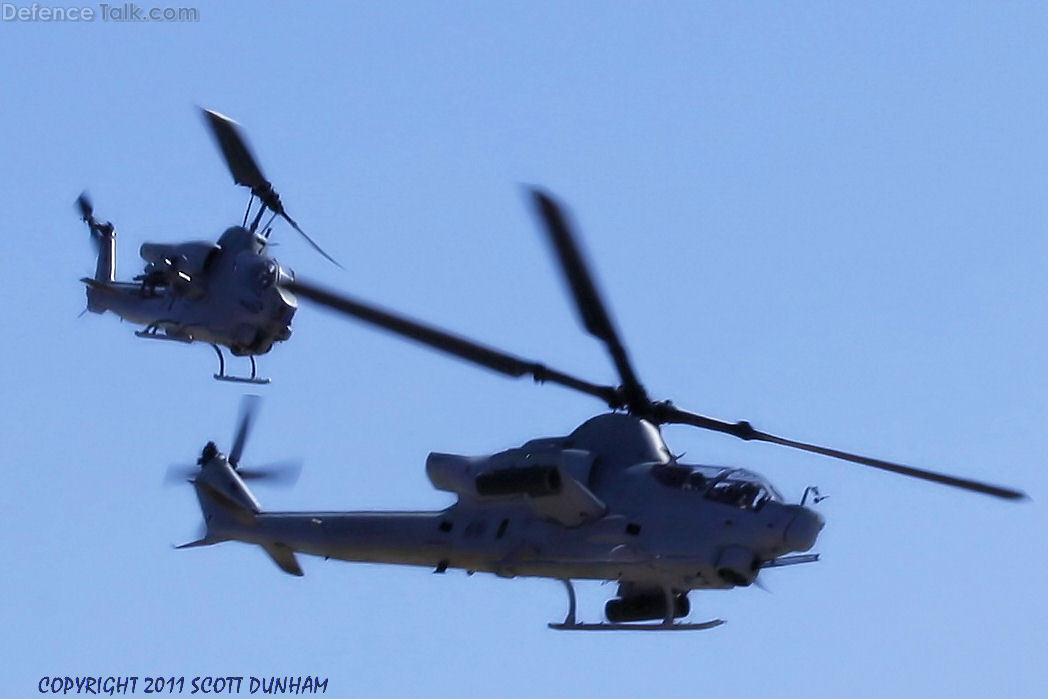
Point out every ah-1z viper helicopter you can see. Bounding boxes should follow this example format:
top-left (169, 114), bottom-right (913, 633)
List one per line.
top-left (78, 109), bottom-right (340, 384)
top-left (175, 189), bottom-right (1025, 630)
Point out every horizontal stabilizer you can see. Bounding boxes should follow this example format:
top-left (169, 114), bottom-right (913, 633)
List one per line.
top-left (262, 543), bottom-right (303, 576)
top-left (80, 277), bottom-right (118, 293)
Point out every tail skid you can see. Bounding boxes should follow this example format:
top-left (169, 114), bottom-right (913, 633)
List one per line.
top-left (175, 534), bottom-right (228, 549)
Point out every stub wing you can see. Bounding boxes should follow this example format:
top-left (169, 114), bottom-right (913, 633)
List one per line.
top-left (525, 473), bottom-right (607, 527)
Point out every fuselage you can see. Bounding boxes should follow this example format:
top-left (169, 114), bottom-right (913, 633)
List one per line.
top-left (85, 226), bottom-right (296, 355)
top-left (192, 414), bottom-right (824, 591)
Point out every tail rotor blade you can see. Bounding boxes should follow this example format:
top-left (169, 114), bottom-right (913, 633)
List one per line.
top-left (163, 464), bottom-right (199, 486)
top-left (76, 192), bottom-right (93, 221)
top-left (229, 395), bottom-right (261, 468)
top-left (76, 191), bottom-right (113, 242)
top-left (237, 460), bottom-right (302, 487)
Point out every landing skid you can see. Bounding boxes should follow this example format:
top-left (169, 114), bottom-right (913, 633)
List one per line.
top-left (548, 579), bottom-right (724, 632)
top-left (549, 620), bottom-right (725, 631)
top-left (211, 344), bottom-right (270, 385)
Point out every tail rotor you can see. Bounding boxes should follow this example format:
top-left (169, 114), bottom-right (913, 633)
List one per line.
top-left (76, 191), bottom-right (116, 284)
top-left (75, 192), bottom-right (113, 242)
top-left (165, 396), bottom-right (301, 488)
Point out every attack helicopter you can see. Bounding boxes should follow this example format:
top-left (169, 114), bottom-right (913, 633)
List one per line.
top-left (78, 108), bottom-right (340, 384)
top-left (176, 189), bottom-right (1025, 630)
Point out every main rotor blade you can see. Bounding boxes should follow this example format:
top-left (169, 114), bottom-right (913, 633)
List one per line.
top-left (202, 108), bottom-right (342, 268)
top-left (229, 395), bottom-right (261, 468)
top-left (529, 188), bottom-right (650, 414)
top-left (282, 213), bottom-right (343, 269)
top-left (658, 405), bottom-right (1027, 500)
top-left (201, 108), bottom-right (269, 190)
top-left (286, 277), bottom-right (620, 406)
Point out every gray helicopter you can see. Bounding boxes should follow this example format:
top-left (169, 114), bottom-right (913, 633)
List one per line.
top-left (78, 109), bottom-right (339, 384)
top-left (176, 190), bottom-right (1025, 630)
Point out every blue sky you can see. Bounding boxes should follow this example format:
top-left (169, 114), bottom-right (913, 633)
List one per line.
top-left (1, 2), bottom-right (1045, 697)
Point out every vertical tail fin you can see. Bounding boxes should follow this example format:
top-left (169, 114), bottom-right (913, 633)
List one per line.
top-left (177, 452), bottom-right (260, 548)
top-left (76, 193), bottom-right (116, 283)
top-left (94, 227), bottom-right (115, 283)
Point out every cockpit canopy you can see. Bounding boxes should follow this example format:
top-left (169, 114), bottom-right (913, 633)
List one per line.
top-left (651, 463), bottom-right (783, 511)
top-left (218, 226), bottom-right (267, 254)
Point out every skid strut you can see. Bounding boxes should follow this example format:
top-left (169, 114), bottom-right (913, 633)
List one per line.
top-left (211, 344), bottom-right (271, 385)
top-left (134, 322), bottom-right (191, 343)
top-left (548, 579), bottom-right (725, 631)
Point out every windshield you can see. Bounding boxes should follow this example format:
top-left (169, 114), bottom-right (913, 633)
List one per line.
top-left (705, 479), bottom-right (770, 510)
top-left (651, 464), bottom-right (781, 510)
top-left (651, 464), bottom-right (712, 490)
top-left (255, 259), bottom-right (278, 292)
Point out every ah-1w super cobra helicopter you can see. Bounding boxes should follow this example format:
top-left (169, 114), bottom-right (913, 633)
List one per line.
top-left (175, 189), bottom-right (1025, 630)
top-left (78, 109), bottom-right (340, 384)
